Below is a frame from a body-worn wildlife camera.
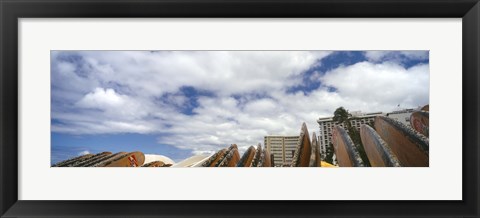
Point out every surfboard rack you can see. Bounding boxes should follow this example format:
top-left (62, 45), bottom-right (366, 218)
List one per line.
top-left (52, 115), bottom-right (429, 167)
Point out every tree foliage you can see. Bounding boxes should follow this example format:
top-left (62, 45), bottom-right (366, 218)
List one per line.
top-left (325, 142), bottom-right (335, 164)
top-left (332, 107), bottom-right (351, 129)
top-left (332, 107), bottom-right (371, 167)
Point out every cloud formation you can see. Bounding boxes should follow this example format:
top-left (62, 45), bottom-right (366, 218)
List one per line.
top-left (321, 61), bottom-right (429, 110)
top-left (78, 150), bottom-right (90, 156)
top-left (51, 51), bottom-right (429, 155)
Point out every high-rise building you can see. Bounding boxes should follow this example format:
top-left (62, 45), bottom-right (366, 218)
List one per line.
top-left (318, 135), bottom-right (324, 160)
top-left (317, 111), bottom-right (384, 159)
top-left (264, 136), bottom-right (300, 166)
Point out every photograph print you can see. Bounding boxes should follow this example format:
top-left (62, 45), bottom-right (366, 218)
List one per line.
top-left (51, 51), bottom-right (429, 167)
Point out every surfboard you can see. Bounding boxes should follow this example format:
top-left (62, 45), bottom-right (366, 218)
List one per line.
top-left (225, 146), bottom-right (241, 167)
top-left (108, 151), bottom-right (145, 167)
top-left (90, 152), bottom-right (126, 167)
top-left (217, 144), bottom-right (240, 167)
top-left (258, 148), bottom-right (272, 167)
top-left (374, 116), bottom-right (429, 167)
top-left (144, 154), bottom-right (174, 165)
top-left (52, 153), bottom-right (94, 167)
top-left (201, 149), bottom-right (227, 167)
top-left (320, 161), bottom-right (337, 167)
top-left (249, 144), bottom-right (263, 167)
top-left (94, 151), bottom-right (145, 167)
top-left (171, 154), bottom-right (210, 167)
top-left (236, 146), bottom-right (256, 167)
top-left (331, 125), bottom-right (364, 167)
top-left (212, 148), bottom-right (230, 167)
top-left (191, 155), bottom-right (214, 167)
top-left (291, 122), bottom-right (312, 167)
top-left (309, 132), bottom-right (321, 167)
top-left (410, 111), bottom-right (429, 137)
top-left (142, 161), bottom-right (167, 167)
top-left (72, 152), bottom-right (113, 167)
top-left (360, 124), bottom-right (401, 167)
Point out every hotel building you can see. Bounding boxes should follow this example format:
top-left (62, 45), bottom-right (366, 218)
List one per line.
top-left (264, 136), bottom-right (300, 166)
top-left (386, 108), bottom-right (415, 127)
top-left (317, 111), bottom-right (384, 159)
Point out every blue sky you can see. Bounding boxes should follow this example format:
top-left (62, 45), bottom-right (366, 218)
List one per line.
top-left (51, 51), bottom-right (429, 165)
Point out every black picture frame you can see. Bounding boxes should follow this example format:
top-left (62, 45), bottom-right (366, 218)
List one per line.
top-left (1, 0), bottom-right (479, 217)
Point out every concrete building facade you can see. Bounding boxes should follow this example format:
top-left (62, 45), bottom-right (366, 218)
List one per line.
top-left (386, 109), bottom-right (415, 127)
top-left (264, 136), bottom-right (300, 166)
top-left (317, 111), bottom-right (384, 159)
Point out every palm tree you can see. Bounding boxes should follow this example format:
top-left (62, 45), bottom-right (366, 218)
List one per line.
top-left (332, 107), bottom-right (371, 166)
top-left (333, 107), bottom-right (351, 129)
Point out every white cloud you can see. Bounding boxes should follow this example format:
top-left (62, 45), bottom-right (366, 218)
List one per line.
top-left (243, 98), bottom-right (279, 116)
top-left (76, 88), bottom-right (127, 109)
top-left (51, 51), bottom-right (429, 155)
top-left (320, 61), bottom-right (429, 112)
top-left (52, 51), bottom-right (330, 98)
top-left (78, 150), bottom-right (90, 156)
top-left (364, 51), bottom-right (390, 62)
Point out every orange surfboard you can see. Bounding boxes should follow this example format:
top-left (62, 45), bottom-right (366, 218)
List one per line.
top-left (201, 149), bottom-right (226, 167)
top-left (96, 151), bottom-right (145, 167)
top-left (410, 111), bottom-right (429, 137)
top-left (249, 144), bottom-right (263, 167)
top-left (360, 124), bottom-right (401, 167)
top-left (237, 146), bottom-right (256, 167)
top-left (217, 144), bottom-right (240, 167)
top-left (331, 126), bottom-right (364, 167)
top-left (375, 116), bottom-right (429, 167)
top-left (291, 123), bottom-right (312, 167)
